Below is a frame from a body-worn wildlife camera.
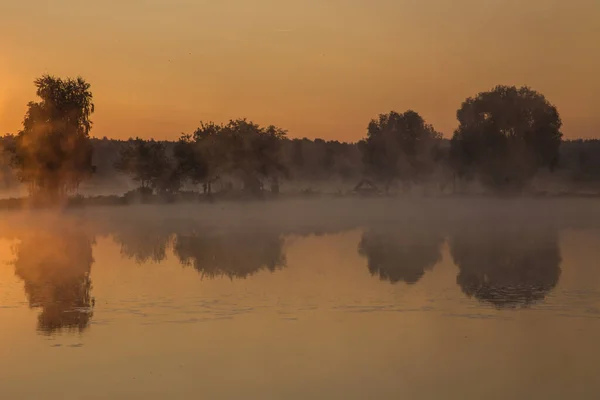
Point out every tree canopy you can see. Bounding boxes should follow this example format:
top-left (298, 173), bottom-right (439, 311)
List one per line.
top-left (7, 75), bottom-right (95, 201)
top-left (173, 119), bottom-right (288, 195)
top-left (450, 85), bottom-right (563, 191)
top-left (360, 110), bottom-right (442, 190)
top-left (114, 138), bottom-right (172, 192)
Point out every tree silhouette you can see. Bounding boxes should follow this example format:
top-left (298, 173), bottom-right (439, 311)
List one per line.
top-left (173, 135), bottom-right (209, 193)
top-left (558, 140), bottom-right (600, 184)
top-left (291, 139), bottom-right (305, 169)
top-left (360, 110), bottom-right (442, 191)
top-left (6, 75), bottom-right (95, 202)
top-left (358, 226), bottom-right (444, 284)
top-left (175, 119), bottom-right (287, 195)
top-left (449, 225), bottom-right (562, 308)
top-left (114, 138), bottom-right (173, 193)
top-left (281, 138), bottom-right (362, 183)
top-left (5, 76), bottom-right (597, 199)
top-left (220, 119), bottom-right (288, 195)
top-left (173, 229), bottom-right (286, 279)
top-left (451, 86), bottom-right (563, 192)
top-left (175, 122), bottom-right (224, 194)
top-left (0, 135), bottom-right (19, 190)
top-left (13, 229), bottom-right (95, 334)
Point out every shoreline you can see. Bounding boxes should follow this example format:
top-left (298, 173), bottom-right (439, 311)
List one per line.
top-left (2, 189), bottom-right (600, 210)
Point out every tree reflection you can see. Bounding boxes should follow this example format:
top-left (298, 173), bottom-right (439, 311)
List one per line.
top-left (13, 228), bottom-right (95, 334)
top-left (173, 230), bottom-right (286, 279)
top-left (450, 226), bottom-right (562, 308)
top-left (111, 223), bottom-right (172, 263)
top-left (358, 226), bottom-right (444, 284)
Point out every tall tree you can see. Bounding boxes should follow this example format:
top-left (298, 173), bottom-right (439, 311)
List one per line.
top-left (360, 110), bottom-right (442, 191)
top-left (8, 75), bottom-right (95, 201)
top-left (450, 85), bottom-right (563, 191)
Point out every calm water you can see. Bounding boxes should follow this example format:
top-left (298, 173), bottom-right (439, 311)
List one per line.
top-left (1, 200), bottom-right (600, 399)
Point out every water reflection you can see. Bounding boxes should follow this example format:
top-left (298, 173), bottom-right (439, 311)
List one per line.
top-left (12, 228), bottom-right (95, 334)
top-left (358, 226), bottom-right (444, 284)
top-left (173, 230), bottom-right (287, 279)
top-left (111, 222), bottom-right (173, 263)
top-left (449, 225), bottom-right (562, 308)
top-left (0, 209), bottom-right (570, 337)
top-left (106, 217), bottom-right (288, 279)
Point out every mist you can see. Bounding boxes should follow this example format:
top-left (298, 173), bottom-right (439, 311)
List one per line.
top-left (3, 2), bottom-right (600, 398)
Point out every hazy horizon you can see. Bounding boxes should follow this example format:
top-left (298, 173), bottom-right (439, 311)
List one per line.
top-left (1, 0), bottom-right (599, 141)
top-left (3, 3), bottom-right (600, 397)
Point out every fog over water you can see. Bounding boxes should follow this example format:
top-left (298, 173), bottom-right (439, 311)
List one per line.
top-left (1, 198), bottom-right (600, 399)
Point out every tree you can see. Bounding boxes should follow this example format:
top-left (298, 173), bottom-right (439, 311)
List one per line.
top-left (114, 138), bottom-right (170, 192)
top-left (175, 122), bottom-right (225, 194)
top-left (0, 135), bottom-right (19, 189)
top-left (450, 85), bottom-right (563, 192)
top-left (291, 139), bottom-right (305, 169)
top-left (174, 119), bottom-right (287, 196)
top-left (360, 110), bottom-right (442, 191)
top-left (7, 75), bottom-right (95, 201)
top-left (206, 119), bottom-right (288, 194)
top-left (249, 123), bottom-right (288, 192)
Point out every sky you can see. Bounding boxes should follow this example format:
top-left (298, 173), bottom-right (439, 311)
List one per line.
top-left (1, 0), bottom-right (599, 141)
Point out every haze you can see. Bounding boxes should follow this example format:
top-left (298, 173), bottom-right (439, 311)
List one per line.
top-left (1, 0), bottom-right (599, 140)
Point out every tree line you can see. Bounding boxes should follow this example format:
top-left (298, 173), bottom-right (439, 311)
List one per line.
top-left (1, 74), bottom-right (597, 202)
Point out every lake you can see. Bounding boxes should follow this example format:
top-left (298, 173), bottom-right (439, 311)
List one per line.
top-left (1, 198), bottom-right (600, 399)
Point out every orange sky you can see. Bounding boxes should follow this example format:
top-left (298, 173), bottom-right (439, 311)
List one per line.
top-left (1, 0), bottom-right (599, 141)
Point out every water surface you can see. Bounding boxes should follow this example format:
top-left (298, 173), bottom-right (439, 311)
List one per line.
top-left (1, 200), bottom-right (600, 399)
